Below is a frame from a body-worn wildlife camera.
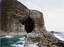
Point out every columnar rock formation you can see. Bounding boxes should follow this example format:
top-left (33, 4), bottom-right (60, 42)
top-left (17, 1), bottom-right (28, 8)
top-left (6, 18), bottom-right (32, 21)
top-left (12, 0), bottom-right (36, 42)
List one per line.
top-left (0, 0), bottom-right (64, 47)
top-left (0, 0), bottom-right (47, 34)
top-left (0, 0), bottom-right (29, 32)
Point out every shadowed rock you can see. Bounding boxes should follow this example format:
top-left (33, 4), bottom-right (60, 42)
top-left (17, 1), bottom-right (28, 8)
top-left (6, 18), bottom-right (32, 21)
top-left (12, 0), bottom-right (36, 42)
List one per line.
top-left (24, 17), bottom-right (35, 33)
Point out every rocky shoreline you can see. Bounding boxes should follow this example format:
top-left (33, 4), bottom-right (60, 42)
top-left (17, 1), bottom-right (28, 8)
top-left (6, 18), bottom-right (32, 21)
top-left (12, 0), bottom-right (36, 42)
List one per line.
top-left (0, 0), bottom-right (64, 47)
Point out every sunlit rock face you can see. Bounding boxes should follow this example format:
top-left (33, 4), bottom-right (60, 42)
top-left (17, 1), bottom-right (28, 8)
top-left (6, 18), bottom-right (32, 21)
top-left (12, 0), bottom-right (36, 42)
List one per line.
top-left (0, 0), bottom-right (29, 32)
top-left (30, 10), bottom-right (47, 33)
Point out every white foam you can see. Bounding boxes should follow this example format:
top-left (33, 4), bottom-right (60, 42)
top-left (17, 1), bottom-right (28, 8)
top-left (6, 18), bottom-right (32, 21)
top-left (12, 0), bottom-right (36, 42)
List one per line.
top-left (54, 34), bottom-right (64, 41)
top-left (4, 35), bottom-right (13, 38)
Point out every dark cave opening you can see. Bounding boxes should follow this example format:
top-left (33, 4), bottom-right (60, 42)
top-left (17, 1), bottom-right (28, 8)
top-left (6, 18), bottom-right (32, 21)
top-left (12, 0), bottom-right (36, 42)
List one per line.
top-left (24, 17), bottom-right (35, 33)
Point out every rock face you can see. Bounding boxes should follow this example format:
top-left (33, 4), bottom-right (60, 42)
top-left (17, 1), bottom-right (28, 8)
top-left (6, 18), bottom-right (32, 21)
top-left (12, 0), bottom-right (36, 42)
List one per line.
top-left (27, 9), bottom-right (63, 47)
top-left (0, 0), bottom-right (47, 34)
top-left (30, 10), bottom-right (47, 33)
top-left (0, 0), bottom-right (64, 47)
top-left (0, 0), bottom-right (29, 32)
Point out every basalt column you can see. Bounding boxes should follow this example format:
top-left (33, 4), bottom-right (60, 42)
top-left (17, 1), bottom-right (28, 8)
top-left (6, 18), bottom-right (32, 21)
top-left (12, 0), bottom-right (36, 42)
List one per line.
top-left (0, 0), bottom-right (29, 32)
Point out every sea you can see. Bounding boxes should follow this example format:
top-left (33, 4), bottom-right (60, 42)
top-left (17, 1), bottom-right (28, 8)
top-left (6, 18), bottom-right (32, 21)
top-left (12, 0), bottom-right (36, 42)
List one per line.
top-left (0, 35), bottom-right (38, 47)
top-left (0, 32), bottom-right (64, 47)
top-left (53, 32), bottom-right (64, 41)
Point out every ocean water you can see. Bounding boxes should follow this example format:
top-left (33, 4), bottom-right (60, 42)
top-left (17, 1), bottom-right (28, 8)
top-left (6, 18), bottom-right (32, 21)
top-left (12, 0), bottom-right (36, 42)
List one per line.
top-left (0, 32), bottom-right (64, 47)
top-left (0, 35), bottom-right (38, 47)
top-left (54, 32), bottom-right (64, 41)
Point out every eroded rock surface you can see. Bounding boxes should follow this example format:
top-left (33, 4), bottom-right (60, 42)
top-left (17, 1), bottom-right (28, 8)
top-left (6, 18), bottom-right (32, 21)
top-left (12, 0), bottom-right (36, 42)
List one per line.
top-left (0, 0), bottom-right (64, 47)
top-left (0, 0), bottom-right (29, 32)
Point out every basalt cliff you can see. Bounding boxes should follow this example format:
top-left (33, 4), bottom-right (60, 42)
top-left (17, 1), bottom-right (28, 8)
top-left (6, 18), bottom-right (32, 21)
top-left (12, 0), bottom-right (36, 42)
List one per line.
top-left (0, 0), bottom-right (64, 47)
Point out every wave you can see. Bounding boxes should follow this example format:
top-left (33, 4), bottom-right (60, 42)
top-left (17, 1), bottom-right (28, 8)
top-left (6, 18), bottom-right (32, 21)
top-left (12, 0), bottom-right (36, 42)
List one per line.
top-left (54, 32), bottom-right (64, 41)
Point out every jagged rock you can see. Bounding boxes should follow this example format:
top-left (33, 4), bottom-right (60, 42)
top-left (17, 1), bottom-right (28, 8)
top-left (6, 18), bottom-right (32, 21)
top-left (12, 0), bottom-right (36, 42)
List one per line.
top-left (28, 10), bottom-right (64, 47)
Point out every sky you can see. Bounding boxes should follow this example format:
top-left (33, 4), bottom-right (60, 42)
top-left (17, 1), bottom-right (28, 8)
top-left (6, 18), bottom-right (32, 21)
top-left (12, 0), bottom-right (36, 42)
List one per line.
top-left (18, 0), bottom-right (64, 32)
